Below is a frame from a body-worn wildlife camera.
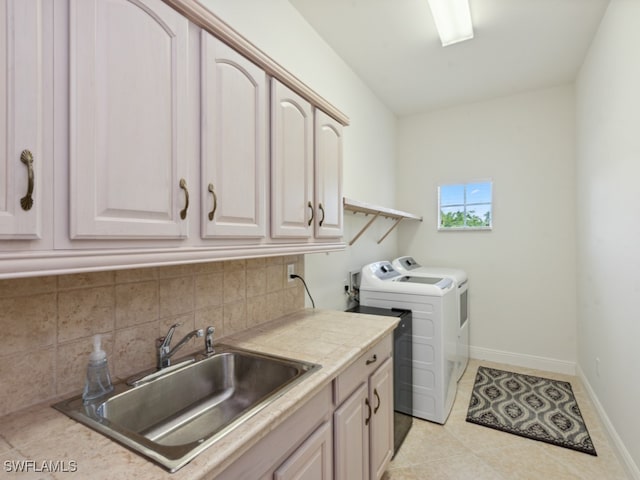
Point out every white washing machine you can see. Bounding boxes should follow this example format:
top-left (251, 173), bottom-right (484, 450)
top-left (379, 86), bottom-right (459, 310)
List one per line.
top-left (393, 256), bottom-right (469, 382)
top-left (359, 261), bottom-right (458, 424)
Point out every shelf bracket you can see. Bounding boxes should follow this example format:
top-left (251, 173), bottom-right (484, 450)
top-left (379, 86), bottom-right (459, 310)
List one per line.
top-left (349, 212), bottom-right (380, 246)
top-left (377, 217), bottom-right (403, 244)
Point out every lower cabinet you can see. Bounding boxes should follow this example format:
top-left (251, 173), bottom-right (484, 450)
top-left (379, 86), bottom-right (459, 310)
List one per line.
top-left (216, 335), bottom-right (393, 480)
top-left (334, 335), bottom-right (394, 480)
top-left (274, 421), bottom-right (333, 480)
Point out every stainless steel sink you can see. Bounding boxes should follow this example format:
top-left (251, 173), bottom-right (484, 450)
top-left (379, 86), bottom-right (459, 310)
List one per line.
top-left (53, 345), bottom-right (320, 472)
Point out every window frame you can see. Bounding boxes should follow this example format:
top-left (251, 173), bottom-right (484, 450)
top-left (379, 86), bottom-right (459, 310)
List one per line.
top-left (437, 180), bottom-right (493, 231)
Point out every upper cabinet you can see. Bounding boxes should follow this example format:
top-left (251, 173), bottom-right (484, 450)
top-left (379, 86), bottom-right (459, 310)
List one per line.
top-left (0, 0), bottom-right (52, 243)
top-left (68, 0), bottom-right (190, 240)
top-left (271, 80), bottom-right (343, 241)
top-left (271, 80), bottom-right (314, 239)
top-left (314, 110), bottom-right (343, 239)
top-left (0, 0), bottom-right (349, 278)
top-left (201, 30), bottom-right (267, 239)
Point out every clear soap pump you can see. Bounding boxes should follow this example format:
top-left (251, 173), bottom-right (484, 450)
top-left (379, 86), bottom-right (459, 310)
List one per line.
top-left (82, 334), bottom-right (113, 404)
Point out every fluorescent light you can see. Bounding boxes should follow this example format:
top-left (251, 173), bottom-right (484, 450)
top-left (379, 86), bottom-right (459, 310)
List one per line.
top-left (427, 0), bottom-right (474, 47)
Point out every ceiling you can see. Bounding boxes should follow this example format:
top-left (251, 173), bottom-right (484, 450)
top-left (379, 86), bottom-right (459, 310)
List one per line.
top-left (288, 0), bottom-right (610, 116)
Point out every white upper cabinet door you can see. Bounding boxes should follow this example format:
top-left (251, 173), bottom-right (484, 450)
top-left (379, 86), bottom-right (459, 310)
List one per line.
top-left (0, 0), bottom-right (51, 240)
top-left (201, 31), bottom-right (266, 239)
top-left (69, 0), bottom-right (189, 239)
top-left (314, 109), bottom-right (343, 239)
top-left (271, 79), bottom-right (314, 239)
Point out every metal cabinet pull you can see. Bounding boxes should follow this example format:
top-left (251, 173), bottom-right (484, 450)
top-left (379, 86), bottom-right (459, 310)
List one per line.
top-left (365, 398), bottom-right (372, 426)
top-left (179, 178), bottom-right (189, 219)
top-left (208, 183), bottom-right (217, 221)
top-left (366, 354), bottom-right (377, 365)
top-left (318, 203), bottom-right (325, 226)
top-left (374, 388), bottom-right (381, 414)
top-left (307, 201), bottom-right (314, 226)
top-left (20, 150), bottom-right (34, 211)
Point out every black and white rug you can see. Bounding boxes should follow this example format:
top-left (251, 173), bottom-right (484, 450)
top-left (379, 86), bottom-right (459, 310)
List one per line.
top-left (466, 366), bottom-right (597, 456)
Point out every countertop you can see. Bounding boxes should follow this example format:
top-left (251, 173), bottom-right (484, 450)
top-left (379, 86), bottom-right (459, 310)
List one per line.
top-left (0, 308), bottom-right (398, 479)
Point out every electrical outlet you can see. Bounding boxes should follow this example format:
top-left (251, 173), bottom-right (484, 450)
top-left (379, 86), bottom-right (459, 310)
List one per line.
top-left (287, 263), bottom-right (295, 283)
top-left (348, 270), bottom-right (360, 292)
top-left (595, 357), bottom-right (601, 377)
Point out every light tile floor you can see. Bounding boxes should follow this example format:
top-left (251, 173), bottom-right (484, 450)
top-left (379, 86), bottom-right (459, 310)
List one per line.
top-left (383, 359), bottom-right (630, 480)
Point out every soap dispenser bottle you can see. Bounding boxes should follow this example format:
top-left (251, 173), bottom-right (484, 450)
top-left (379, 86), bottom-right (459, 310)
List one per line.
top-left (82, 334), bottom-right (113, 404)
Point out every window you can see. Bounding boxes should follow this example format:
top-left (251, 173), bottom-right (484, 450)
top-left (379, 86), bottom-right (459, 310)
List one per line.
top-left (438, 181), bottom-right (492, 230)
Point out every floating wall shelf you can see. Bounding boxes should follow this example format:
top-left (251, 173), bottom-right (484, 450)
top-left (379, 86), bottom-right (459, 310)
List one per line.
top-left (343, 197), bottom-right (423, 246)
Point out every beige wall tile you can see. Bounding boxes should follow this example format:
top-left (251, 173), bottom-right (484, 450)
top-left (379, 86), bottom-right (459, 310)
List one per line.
top-left (0, 293), bottom-right (56, 356)
top-left (246, 295), bottom-right (267, 328)
top-left (195, 273), bottom-right (223, 309)
top-left (115, 281), bottom-right (159, 329)
top-left (266, 291), bottom-right (284, 322)
top-left (246, 257), bottom-right (266, 269)
top-left (113, 322), bottom-right (157, 379)
top-left (114, 267), bottom-right (157, 284)
top-left (0, 276), bottom-right (57, 298)
top-left (58, 271), bottom-right (115, 290)
top-left (265, 256), bottom-right (283, 266)
top-left (223, 270), bottom-right (246, 304)
top-left (0, 349), bottom-right (54, 417)
top-left (284, 284), bottom-right (305, 314)
top-left (159, 276), bottom-right (194, 318)
top-left (224, 259), bottom-right (246, 271)
top-left (157, 263), bottom-right (195, 279)
top-left (190, 261), bottom-right (224, 275)
top-left (266, 264), bottom-right (284, 293)
top-left (246, 267), bottom-right (266, 298)
top-left (58, 287), bottom-right (115, 343)
top-left (224, 301), bottom-right (247, 337)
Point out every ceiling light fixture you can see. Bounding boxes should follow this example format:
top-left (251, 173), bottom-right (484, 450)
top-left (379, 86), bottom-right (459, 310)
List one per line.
top-left (427, 0), bottom-right (474, 47)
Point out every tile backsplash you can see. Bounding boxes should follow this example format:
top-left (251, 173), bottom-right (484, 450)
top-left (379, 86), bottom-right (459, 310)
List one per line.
top-left (0, 255), bottom-right (305, 417)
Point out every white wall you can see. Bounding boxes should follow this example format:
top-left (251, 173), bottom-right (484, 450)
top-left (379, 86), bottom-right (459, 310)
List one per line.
top-left (200, 0), bottom-right (399, 310)
top-left (396, 86), bottom-right (577, 373)
top-left (576, 0), bottom-right (640, 475)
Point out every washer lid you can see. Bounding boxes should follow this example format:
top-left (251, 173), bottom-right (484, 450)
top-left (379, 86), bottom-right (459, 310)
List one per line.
top-left (396, 275), bottom-right (453, 289)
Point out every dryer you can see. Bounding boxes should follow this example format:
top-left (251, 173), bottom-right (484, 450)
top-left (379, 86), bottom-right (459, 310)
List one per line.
top-left (359, 261), bottom-right (458, 424)
top-left (393, 256), bottom-right (469, 381)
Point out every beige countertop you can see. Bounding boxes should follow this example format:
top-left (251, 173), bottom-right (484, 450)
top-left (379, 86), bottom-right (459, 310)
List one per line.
top-left (0, 309), bottom-right (398, 479)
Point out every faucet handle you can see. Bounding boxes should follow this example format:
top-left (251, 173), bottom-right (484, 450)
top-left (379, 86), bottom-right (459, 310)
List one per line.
top-left (205, 326), bottom-right (215, 355)
top-left (158, 322), bottom-right (182, 350)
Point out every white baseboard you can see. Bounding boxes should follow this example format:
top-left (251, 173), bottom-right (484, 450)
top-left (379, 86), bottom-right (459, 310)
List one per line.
top-left (576, 365), bottom-right (640, 480)
top-left (469, 345), bottom-right (576, 375)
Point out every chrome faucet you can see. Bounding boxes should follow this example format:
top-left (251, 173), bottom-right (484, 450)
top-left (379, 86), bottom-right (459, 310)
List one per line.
top-left (156, 323), bottom-right (203, 370)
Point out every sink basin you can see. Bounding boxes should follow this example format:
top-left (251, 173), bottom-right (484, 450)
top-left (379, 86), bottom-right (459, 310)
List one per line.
top-left (53, 345), bottom-right (320, 472)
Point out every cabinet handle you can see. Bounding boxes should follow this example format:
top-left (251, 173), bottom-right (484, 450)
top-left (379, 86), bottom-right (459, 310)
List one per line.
top-left (208, 183), bottom-right (217, 221)
top-left (20, 150), bottom-right (34, 211)
top-left (374, 388), bottom-right (381, 414)
top-left (365, 398), bottom-right (372, 426)
top-left (179, 178), bottom-right (189, 220)
top-left (307, 201), bottom-right (314, 226)
top-left (318, 203), bottom-right (325, 226)
top-left (366, 354), bottom-right (377, 365)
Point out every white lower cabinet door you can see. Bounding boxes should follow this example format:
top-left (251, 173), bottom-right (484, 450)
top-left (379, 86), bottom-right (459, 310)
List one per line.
top-left (369, 357), bottom-right (394, 480)
top-left (274, 420), bottom-right (333, 480)
top-left (333, 382), bottom-right (369, 480)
